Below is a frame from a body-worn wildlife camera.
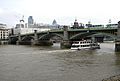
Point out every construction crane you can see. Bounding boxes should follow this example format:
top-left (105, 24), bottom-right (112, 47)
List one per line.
top-left (20, 15), bottom-right (24, 22)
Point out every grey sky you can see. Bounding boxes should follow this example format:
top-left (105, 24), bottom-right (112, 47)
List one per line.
top-left (0, 0), bottom-right (120, 27)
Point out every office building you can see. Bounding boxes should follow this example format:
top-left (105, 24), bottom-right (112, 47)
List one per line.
top-left (28, 16), bottom-right (34, 28)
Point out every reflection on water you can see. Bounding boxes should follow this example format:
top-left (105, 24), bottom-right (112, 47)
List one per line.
top-left (0, 43), bottom-right (120, 81)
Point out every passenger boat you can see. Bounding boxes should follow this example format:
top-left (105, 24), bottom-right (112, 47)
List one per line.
top-left (71, 40), bottom-right (100, 50)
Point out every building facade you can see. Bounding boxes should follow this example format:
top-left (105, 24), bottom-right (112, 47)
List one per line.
top-left (71, 19), bottom-right (84, 29)
top-left (0, 23), bottom-right (10, 44)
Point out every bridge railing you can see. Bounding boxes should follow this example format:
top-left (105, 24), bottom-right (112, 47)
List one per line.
top-left (69, 27), bottom-right (117, 30)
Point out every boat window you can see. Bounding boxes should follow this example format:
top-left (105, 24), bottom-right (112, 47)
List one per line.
top-left (87, 45), bottom-right (90, 47)
top-left (74, 42), bottom-right (79, 44)
top-left (72, 45), bottom-right (79, 47)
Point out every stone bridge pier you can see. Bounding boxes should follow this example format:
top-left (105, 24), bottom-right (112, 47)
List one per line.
top-left (31, 30), bottom-right (39, 45)
top-left (16, 33), bottom-right (22, 45)
top-left (60, 26), bottom-right (71, 49)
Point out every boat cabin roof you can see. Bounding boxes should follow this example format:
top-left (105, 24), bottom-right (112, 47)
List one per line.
top-left (73, 40), bottom-right (92, 43)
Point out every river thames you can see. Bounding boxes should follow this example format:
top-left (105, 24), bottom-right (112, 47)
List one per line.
top-left (0, 43), bottom-right (120, 81)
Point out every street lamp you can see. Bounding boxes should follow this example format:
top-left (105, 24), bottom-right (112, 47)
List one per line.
top-left (87, 21), bottom-right (91, 32)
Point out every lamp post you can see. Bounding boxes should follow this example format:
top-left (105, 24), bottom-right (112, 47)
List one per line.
top-left (87, 21), bottom-right (91, 32)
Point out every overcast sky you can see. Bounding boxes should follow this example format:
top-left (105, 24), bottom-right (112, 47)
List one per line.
top-left (0, 0), bottom-right (120, 27)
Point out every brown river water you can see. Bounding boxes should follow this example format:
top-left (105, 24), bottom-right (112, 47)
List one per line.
top-left (0, 43), bottom-right (120, 81)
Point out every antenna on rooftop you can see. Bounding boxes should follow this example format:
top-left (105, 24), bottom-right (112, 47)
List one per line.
top-left (88, 21), bottom-right (91, 24)
top-left (20, 15), bottom-right (24, 22)
top-left (22, 15), bottom-right (24, 20)
top-left (109, 19), bottom-right (111, 24)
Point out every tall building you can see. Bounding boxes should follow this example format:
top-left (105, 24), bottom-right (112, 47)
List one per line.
top-left (28, 16), bottom-right (34, 25)
top-left (28, 16), bottom-right (34, 28)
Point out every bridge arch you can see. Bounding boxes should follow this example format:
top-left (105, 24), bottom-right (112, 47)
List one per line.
top-left (9, 37), bottom-right (18, 44)
top-left (21, 36), bottom-right (34, 41)
top-left (70, 32), bottom-right (117, 40)
top-left (89, 32), bottom-right (117, 38)
top-left (39, 33), bottom-right (64, 40)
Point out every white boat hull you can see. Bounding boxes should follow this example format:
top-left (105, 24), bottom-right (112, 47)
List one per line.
top-left (71, 40), bottom-right (100, 50)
